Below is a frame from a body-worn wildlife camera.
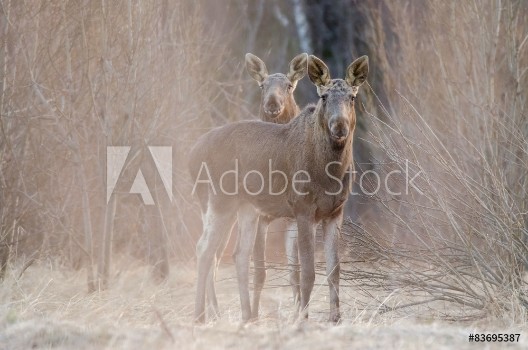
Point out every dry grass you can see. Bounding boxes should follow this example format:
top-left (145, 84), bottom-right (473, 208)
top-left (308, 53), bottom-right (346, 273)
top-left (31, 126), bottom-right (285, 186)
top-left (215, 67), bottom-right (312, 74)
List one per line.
top-left (1, 260), bottom-right (527, 349)
top-left (1, 0), bottom-right (527, 348)
top-left (348, 0), bottom-right (528, 322)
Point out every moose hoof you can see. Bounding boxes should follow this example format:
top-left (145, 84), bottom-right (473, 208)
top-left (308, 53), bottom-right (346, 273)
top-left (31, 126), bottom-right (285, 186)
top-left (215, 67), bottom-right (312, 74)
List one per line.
top-left (328, 311), bottom-right (341, 324)
top-left (194, 315), bottom-right (206, 324)
top-left (209, 310), bottom-right (221, 321)
top-left (241, 311), bottom-right (253, 324)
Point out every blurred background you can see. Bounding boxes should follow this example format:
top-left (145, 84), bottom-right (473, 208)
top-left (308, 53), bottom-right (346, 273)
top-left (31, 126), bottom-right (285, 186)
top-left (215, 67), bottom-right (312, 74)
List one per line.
top-left (1, 0), bottom-right (527, 320)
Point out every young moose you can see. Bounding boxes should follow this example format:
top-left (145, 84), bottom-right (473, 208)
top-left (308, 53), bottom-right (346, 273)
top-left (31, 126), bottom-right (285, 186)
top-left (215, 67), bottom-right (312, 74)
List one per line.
top-left (204, 53), bottom-right (307, 319)
top-left (246, 53), bottom-right (307, 123)
top-left (190, 54), bottom-right (369, 323)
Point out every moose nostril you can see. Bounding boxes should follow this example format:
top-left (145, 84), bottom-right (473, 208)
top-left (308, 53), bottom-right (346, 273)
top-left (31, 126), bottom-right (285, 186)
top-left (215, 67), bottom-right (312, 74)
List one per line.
top-left (267, 101), bottom-right (279, 109)
top-left (264, 99), bottom-right (282, 115)
top-left (331, 125), bottom-right (348, 139)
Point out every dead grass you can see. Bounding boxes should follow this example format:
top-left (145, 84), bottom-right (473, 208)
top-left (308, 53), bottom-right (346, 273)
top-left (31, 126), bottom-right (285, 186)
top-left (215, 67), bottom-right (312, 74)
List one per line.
top-left (1, 260), bottom-right (527, 349)
top-left (0, 2), bottom-right (527, 348)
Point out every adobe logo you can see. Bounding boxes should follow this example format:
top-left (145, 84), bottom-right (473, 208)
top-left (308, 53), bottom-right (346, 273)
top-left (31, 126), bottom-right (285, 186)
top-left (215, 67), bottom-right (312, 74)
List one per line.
top-left (106, 146), bottom-right (173, 205)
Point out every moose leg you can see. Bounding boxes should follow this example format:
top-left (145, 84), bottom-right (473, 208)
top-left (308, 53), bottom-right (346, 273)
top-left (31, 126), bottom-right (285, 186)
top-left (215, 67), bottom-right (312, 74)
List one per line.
top-left (195, 203), bottom-right (236, 323)
top-left (205, 225), bottom-right (233, 319)
top-left (251, 215), bottom-right (271, 319)
top-left (233, 204), bottom-right (259, 322)
top-left (205, 265), bottom-right (219, 319)
top-left (296, 214), bottom-right (316, 320)
top-left (323, 210), bottom-right (343, 323)
top-left (285, 220), bottom-right (300, 312)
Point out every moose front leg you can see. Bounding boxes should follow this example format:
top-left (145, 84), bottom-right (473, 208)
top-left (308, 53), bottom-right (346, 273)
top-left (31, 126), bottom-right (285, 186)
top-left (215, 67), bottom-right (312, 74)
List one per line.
top-left (285, 220), bottom-right (300, 313)
top-left (251, 215), bottom-right (271, 319)
top-left (323, 209), bottom-right (343, 323)
top-left (295, 214), bottom-right (316, 320)
top-left (233, 204), bottom-right (259, 323)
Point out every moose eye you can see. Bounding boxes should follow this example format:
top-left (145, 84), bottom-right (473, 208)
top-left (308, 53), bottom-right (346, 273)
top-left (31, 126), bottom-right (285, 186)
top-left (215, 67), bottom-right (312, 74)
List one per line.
top-left (321, 94), bottom-right (328, 102)
top-left (287, 84), bottom-right (293, 92)
top-left (349, 95), bottom-right (355, 102)
top-left (259, 84), bottom-right (264, 89)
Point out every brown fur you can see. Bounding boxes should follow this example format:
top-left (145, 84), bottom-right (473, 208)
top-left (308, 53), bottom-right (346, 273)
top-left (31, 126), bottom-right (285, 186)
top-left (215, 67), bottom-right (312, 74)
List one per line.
top-left (203, 53), bottom-right (308, 320)
top-left (246, 53), bottom-right (307, 123)
top-left (191, 55), bottom-right (369, 323)
top-left (189, 102), bottom-right (351, 220)
top-left (244, 53), bottom-right (308, 319)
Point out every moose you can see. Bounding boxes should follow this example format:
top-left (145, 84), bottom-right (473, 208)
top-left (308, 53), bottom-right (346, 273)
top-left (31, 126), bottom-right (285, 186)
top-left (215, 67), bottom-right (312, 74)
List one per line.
top-left (190, 54), bottom-right (369, 323)
top-left (204, 53), bottom-right (308, 319)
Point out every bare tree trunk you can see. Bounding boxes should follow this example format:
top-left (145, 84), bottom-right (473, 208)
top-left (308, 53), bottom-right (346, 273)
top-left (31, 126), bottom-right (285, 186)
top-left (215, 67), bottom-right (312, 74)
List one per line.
top-left (75, 150), bottom-right (96, 292)
top-left (0, 217), bottom-right (14, 280)
top-left (149, 209), bottom-right (170, 282)
top-left (98, 195), bottom-right (116, 290)
top-left (245, 0), bottom-right (265, 53)
top-left (0, 0), bottom-right (12, 281)
top-left (153, 192), bottom-right (170, 282)
top-left (292, 0), bottom-right (312, 53)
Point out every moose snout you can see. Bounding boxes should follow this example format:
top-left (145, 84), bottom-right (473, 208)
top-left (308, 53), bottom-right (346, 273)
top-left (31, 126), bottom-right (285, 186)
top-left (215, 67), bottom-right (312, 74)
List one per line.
top-left (264, 96), bottom-right (283, 116)
top-left (330, 121), bottom-right (349, 141)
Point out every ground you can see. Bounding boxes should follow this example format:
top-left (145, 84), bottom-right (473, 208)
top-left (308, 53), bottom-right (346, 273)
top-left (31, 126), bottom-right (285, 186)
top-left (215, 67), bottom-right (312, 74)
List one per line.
top-left (0, 259), bottom-right (526, 349)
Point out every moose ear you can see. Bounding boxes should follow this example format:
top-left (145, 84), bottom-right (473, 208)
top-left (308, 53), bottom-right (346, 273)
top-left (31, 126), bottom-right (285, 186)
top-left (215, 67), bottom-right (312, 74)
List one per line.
top-left (245, 53), bottom-right (268, 83)
top-left (287, 53), bottom-right (308, 85)
top-left (345, 55), bottom-right (369, 87)
top-left (308, 55), bottom-right (331, 88)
